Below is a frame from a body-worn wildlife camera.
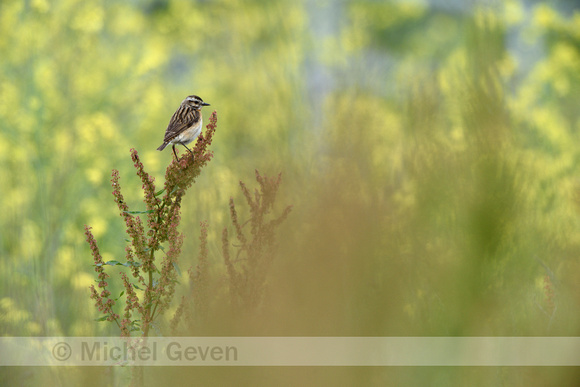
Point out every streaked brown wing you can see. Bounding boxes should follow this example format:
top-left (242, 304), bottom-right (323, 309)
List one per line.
top-left (163, 105), bottom-right (199, 143)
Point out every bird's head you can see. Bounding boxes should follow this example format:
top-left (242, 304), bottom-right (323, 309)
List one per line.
top-left (183, 95), bottom-right (210, 110)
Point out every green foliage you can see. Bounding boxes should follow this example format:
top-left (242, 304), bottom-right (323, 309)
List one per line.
top-left (2, 0), bottom-right (580, 385)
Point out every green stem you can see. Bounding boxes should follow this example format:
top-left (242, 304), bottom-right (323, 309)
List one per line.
top-left (141, 195), bottom-right (170, 338)
top-left (143, 269), bottom-right (153, 337)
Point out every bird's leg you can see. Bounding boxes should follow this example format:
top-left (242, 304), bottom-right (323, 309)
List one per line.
top-left (172, 144), bottom-right (178, 160)
top-left (182, 144), bottom-right (193, 154)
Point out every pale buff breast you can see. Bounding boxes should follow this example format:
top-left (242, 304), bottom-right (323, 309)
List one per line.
top-left (171, 118), bottom-right (203, 146)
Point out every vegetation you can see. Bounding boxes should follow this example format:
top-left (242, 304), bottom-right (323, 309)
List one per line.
top-left (1, 0), bottom-right (580, 385)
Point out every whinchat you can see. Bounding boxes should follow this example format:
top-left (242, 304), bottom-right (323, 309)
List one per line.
top-left (157, 95), bottom-right (210, 159)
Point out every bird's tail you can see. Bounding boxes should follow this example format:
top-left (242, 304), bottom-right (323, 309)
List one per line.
top-left (157, 143), bottom-right (168, 151)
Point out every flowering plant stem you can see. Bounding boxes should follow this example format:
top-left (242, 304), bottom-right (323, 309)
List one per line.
top-left (85, 111), bottom-right (217, 338)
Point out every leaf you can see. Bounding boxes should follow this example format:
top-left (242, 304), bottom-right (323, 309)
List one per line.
top-left (104, 260), bottom-right (122, 266)
top-left (122, 261), bottom-right (141, 268)
top-left (114, 291), bottom-right (125, 301)
top-left (154, 188), bottom-right (166, 197)
top-left (172, 262), bottom-right (182, 277)
top-left (94, 316), bottom-right (109, 322)
top-left (124, 210), bottom-right (154, 215)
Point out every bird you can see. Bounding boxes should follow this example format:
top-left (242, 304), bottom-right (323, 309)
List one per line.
top-left (157, 95), bottom-right (210, 159)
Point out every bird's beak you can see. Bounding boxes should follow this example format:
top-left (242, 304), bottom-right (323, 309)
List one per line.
top-left (202, 102), bottom-right (210, 106)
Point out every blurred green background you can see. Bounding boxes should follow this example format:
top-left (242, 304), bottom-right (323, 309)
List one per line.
top-left (1, 0), bottom-right (580, 385)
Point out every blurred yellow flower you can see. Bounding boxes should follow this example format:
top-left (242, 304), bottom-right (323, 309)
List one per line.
top-left (533, 3), bottom-right (559, 28)
top-left (71, 3), bottom-right (104, 33)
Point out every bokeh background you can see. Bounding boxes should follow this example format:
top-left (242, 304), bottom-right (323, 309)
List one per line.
top-left (2, 0), bottom-right (580, 385)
